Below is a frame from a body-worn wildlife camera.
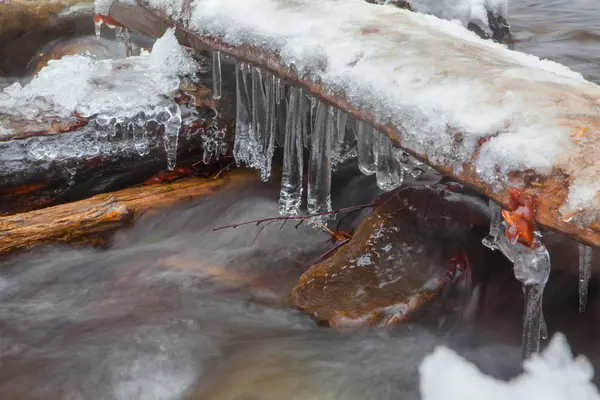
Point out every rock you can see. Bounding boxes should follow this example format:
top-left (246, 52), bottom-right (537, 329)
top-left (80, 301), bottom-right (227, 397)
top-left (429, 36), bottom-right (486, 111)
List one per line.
top-left (25, 36), bottom-right (124, 75)
top-left (0, 0), bottom-right (94, 75)
top-left (292, 184), bottom-right (491, 329)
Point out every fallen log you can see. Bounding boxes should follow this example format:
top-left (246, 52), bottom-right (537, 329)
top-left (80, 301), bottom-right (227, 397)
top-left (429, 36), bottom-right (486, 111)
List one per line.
top-left (0, 83), bottom-right (232, 215)
top-left (0, 169), bottom-right (251, 257)
top-left (105, 0), bottom-right (600, 249)
top-left (0, 30), bottom-right (236, 215)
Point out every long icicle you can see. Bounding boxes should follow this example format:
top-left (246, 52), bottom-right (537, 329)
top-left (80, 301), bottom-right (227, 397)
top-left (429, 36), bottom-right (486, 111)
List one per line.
top-left (279, 87), bottom-right (303, 216)
top-left (485, 199), bottom-right (551, 359)
top-left (212, 51), bottom-right (222, 100)
top-left (578, 243), bottom-right (593, 313)
top-left (259, 72), bottom-right (276, 182)
top-left (307, 100), bottom-right (332, 221)
top-left (374, 131), bottom-right (404, 191)
top-left (513, 241), bottom-right (551, 359)
top-left (233, 62), bottom-right (251, 166)
top-left (357, 120), bottom-right (376, 175)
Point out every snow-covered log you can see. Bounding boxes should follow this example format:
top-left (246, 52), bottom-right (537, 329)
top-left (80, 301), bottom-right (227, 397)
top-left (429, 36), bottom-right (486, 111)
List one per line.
top-left (102, 0), bottom-right (600, 248)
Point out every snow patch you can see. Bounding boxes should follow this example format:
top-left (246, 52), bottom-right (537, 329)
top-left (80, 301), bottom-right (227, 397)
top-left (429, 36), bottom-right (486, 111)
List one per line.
top-left (420, 333), bottom-right (600, 400)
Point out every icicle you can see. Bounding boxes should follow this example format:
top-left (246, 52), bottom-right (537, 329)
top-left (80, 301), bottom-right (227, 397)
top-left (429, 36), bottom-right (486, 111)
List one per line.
top-left (484, 200), bottom-right (551, 359)
top-left (258, 71), bottom-right (276, 182)
top-left (374, 132), bottom-right (404, 191)
top-left (337, 110), bottom-right (347, 144)
top-left (94, 15), bottom-right (103, 37)
top-left (306, 101), bottom-right (332, 222)
top-left (578, 244), bottom-right (593, 313)
top-left (159, 101), bottom-right (182, 170)
top-left (357, 120), bottom-right (376, 176)
top-left (212, 51), bottom-right (222, 100)
top-left (279, 87), bottom-right (303, 216)
top-left (233, 62), bottom-right (251, 166)
top-left (275, 77), bottom-right (282, 105)
top-left (121, 28), bottom-right (132, 57)
top-left (512, 242), bottom-right (551, 359)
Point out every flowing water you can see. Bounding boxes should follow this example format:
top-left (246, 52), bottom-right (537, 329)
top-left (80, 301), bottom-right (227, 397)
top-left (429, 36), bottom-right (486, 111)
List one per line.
top-left (1, 1), bottom-right (600, 399)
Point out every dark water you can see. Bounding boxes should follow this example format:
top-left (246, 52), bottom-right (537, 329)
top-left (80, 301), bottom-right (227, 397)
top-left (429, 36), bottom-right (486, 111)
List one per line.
top-left (510, 0), bottom-right (600, 83)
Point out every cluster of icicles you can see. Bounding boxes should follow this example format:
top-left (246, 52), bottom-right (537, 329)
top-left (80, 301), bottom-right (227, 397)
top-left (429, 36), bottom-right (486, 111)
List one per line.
top-left (213, 52), bottom-right (428, 221)
top-left (26, 99), bottom-right (183, 171)
top-left (483, 201), bottom-right (595, 359)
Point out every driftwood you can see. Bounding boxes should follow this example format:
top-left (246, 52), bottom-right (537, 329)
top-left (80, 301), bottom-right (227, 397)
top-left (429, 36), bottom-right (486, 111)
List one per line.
top-left (0, 81), bottom-right (234, 215)
top-left (0, 169), bottom-right (252, 257)
top-left (107, 0), bottom-right (600, 250)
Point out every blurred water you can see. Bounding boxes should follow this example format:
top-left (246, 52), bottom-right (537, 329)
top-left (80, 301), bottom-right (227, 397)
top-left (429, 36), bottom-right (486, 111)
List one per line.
top-left (510, 0), bottom-right (600, 83)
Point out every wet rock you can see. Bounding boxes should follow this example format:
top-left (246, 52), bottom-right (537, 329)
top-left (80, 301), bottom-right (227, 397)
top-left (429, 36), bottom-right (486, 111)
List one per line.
top-left (0, 0), bottom-right (94, 75)
top-left (292, 184), bottom-right (491, 328)
top-left (25, 36), bottom-right (125, 75)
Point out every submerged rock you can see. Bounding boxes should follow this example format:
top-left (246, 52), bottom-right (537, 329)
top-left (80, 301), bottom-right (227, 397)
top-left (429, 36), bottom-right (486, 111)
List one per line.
top-left (0, 0), bottom-right (94, 75)
top-left (292, 184), bottom-right (491, 328)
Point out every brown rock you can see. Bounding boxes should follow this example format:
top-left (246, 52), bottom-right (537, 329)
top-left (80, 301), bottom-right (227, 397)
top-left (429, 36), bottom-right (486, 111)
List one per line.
top-left (0, 0), bottom-right (95, 75)
top-left (292, 184), bottom-right (490, 328)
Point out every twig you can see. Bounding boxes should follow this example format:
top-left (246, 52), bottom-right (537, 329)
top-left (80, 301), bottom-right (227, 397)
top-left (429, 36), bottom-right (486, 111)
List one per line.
top-left (212, 202), bottom-right (381, 232)
top-left (313, 237), bottom-right (351, 263)
top-left (213, 161), bottom-right (236, 180)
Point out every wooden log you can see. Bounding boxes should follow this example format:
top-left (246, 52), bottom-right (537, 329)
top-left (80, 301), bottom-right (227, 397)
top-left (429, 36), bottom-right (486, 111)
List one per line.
top-left (0, 169), bottom-right (252, 257)
top-left (107, 0), bottom-right (600, 249)
top-left (0, 79), bottom-right (234, 215)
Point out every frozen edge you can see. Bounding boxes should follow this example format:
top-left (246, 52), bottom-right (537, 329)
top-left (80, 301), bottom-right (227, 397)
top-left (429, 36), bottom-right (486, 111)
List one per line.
top-left (105, 0), bottom-right (600, 248)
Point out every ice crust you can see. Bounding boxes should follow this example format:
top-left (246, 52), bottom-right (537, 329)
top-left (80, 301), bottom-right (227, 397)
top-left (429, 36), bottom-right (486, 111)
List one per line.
top-left (420, 333), bottom-right (600, 400)
top-left (0, 28), bottom-right (195, 121)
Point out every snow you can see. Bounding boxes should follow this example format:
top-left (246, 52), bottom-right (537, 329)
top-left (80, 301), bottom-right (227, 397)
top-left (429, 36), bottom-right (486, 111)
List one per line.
top-left (0, 28), bottom-right (195, 120)
top-left (420, 333), bottom-right (600, 400)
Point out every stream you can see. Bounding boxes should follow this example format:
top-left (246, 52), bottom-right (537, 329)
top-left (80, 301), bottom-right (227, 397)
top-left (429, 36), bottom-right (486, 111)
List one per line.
top-left (1, 0), bottom-right (600, 399)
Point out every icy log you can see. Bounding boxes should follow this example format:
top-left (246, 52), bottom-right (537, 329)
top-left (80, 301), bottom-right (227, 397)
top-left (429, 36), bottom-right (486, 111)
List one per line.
top-left (0, 84), bottom-right (232, 215)
top-left (0, 171), bottom-right (251, 257)
top-left (105, 0), bottom-right (600, 249)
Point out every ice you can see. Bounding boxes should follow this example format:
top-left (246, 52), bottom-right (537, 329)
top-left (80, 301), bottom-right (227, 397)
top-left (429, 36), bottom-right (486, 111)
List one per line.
top-left (279, 87), bottom-right (304, 216)
top-left (231, 65), bottom-right (276, 180)
top-left (233, 62), bottom-right (252, 166)
top-left (307, 100), bottom-right (333, 219)
top-left (0, 28), bottom-right (196, 169)
top-left (116, 27), bottom-right (133, 57)
top-left (482, 200), bottom-right (551, 358)
top-left (578, 244), bottom-right (593, 313)
top-left (374, 130), bottom-right (404, 191)
top-left (357, 120), bottom-right (377, 176)
top-left (212, 51), bottom-right (222, 100)
top-left (420, 333), bottom-right (600, 400)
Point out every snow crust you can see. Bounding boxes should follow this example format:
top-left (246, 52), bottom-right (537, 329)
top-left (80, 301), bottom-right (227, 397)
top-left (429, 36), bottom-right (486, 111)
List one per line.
top-left (0, 28), bottom-right (195, 121)
top-left (420, 333), bottom-right (600, 400)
